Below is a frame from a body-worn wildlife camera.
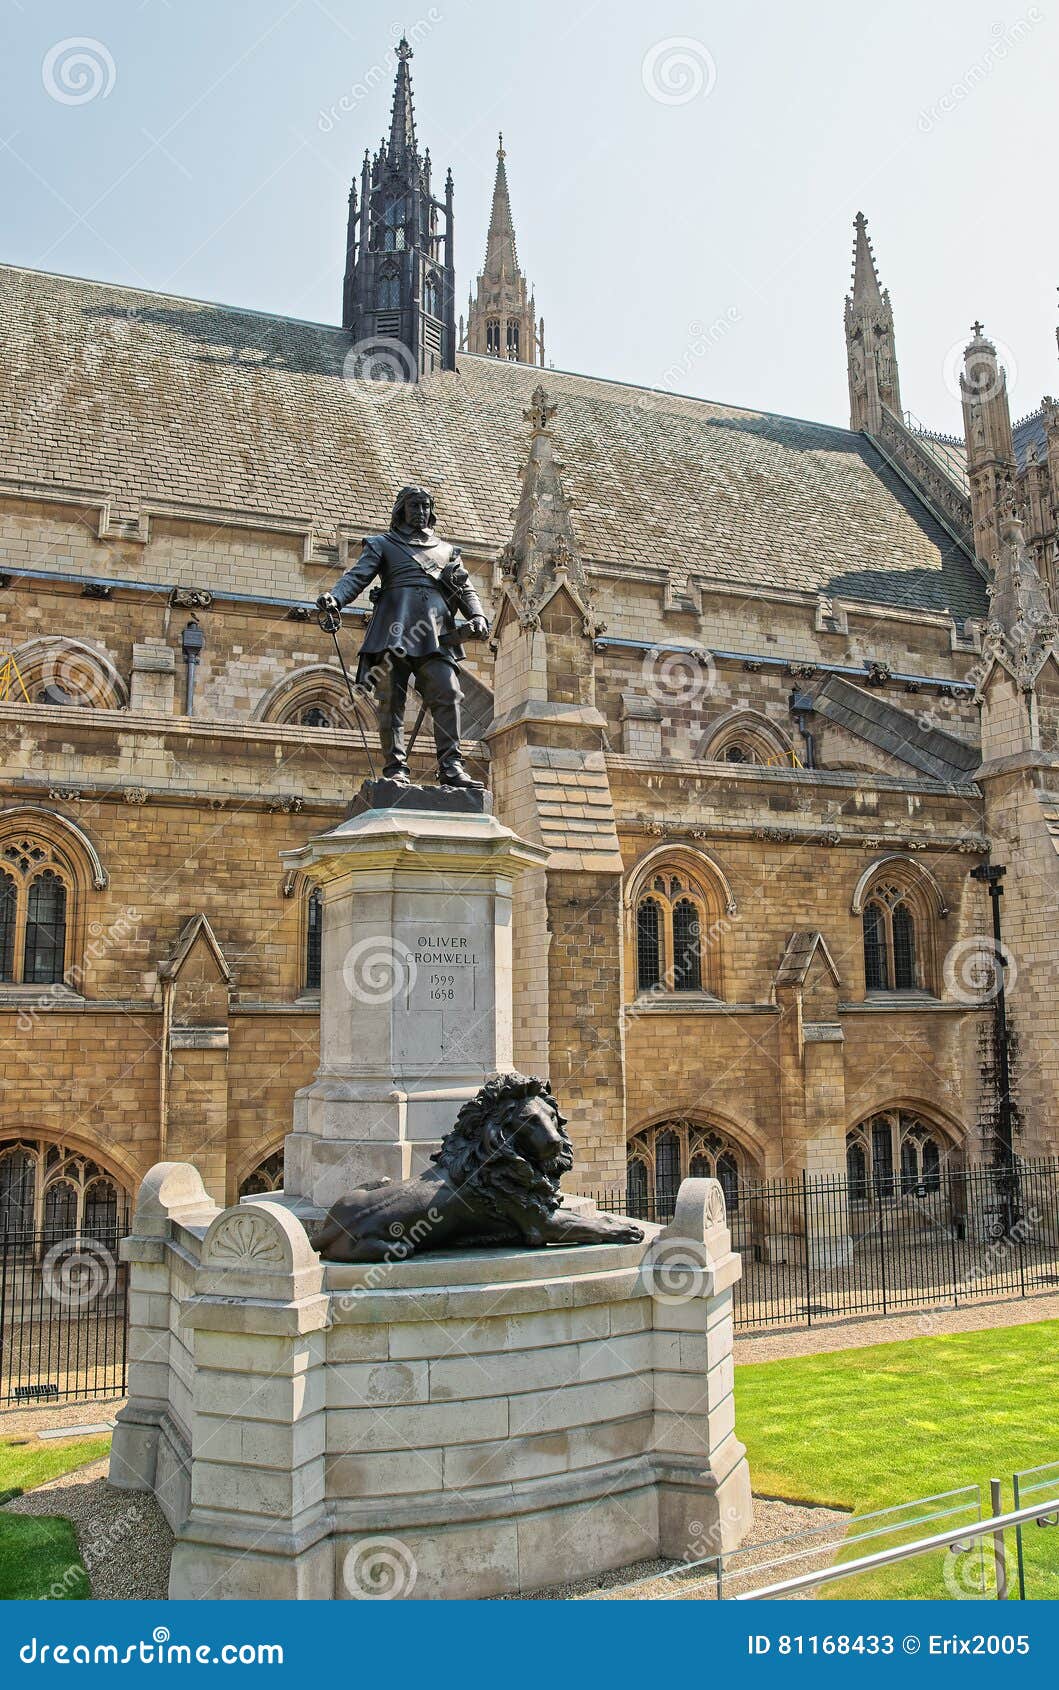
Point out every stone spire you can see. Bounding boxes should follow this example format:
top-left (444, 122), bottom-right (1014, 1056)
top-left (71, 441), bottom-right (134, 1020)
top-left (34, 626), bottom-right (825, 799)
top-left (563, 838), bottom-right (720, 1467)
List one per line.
top-left (461, 137), bottom-right (544, 366)
top-left (484, 134), bottom-right (519, 279)
top-left (844, 212), bottom-right (901, 433)
top-left (341, 37), bottom-right (455, 376)
top-left (961, 323), bottom-right (1017, 572)
top-left (386, 36), bottom-right (417, 165)
top-left (494, 386), bottom-right (602, 636)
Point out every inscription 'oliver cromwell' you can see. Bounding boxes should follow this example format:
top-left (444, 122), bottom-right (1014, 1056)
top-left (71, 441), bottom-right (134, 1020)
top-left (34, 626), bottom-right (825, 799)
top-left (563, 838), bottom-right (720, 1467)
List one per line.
top-left (407, 930), bottom-right (480, 1014)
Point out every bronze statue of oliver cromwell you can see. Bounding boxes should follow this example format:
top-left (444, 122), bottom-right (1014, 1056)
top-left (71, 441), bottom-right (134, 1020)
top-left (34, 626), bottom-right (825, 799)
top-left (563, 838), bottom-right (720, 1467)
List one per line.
top-left (317, 485), bottom-right (489, 790)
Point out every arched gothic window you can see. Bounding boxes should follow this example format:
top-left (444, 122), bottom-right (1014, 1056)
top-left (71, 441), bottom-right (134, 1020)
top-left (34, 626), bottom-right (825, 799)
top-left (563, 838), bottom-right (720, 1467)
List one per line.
top-left (0, 844), bottom-right (69, 985)
top-left (0, 1138), bottom-right (128, 1243)
top-left (630, 860), bottom-right (724, 997)
top-left (486, 319), bottom-right (501, 356)
top-left (845, 1112), bottom-right (953, 1203)
top-left (698, 712), bottom-right (794, 767)
top-left (862, 881), bottom-right (922, 991)
top-left (626, 1121), bottom-right (756, 1219)
top-left (381, 196), bottom-right (406, 251)
top-left (240, 1149), bottom-right (284, 1197)
top-left (378, 272), bottom-right (400, 311)
top-left (423, 272), bottom-right (440, 318)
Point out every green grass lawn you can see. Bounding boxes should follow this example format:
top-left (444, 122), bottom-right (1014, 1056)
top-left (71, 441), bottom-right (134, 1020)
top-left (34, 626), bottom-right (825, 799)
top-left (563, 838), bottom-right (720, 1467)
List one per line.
top-left (736, 1320), bottom-right (1059, 1600)
top-left (0, 1433), bottom-right (111, 1600)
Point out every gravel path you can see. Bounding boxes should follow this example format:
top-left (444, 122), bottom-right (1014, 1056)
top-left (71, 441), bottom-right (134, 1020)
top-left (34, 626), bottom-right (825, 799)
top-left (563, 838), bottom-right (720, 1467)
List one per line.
top-left (735, 1289), bottom-right (1059, 1365)
top-left (5, 1457), bottom-right (173, 1600)
top-left (0, 1398), bottom-right (125, 1441)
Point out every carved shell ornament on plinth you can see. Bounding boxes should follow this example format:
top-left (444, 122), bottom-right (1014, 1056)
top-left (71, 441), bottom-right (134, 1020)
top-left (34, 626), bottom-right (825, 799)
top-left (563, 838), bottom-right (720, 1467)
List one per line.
top-left (206, 1211), bottom-right (284, 1267)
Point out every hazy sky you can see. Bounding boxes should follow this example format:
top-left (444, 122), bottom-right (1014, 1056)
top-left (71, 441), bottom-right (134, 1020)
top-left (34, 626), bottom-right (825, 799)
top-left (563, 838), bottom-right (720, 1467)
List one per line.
top-left (2, 0), bottom-right (1056, 431)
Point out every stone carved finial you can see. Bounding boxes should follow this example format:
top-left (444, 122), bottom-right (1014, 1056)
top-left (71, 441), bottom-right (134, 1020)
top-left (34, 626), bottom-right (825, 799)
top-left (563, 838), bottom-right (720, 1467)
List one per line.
top-left (132, 1160), bottom-right (219, 1237)
top-left (495, 390), bottom-right (606, 637)
top-left (639, 1177), bottom-right (733, 1303)
top-left (524, 384), bottom-right (557, 434)
top-left (980, 503), bottom-right (1059, 695)
top-left (197, 1199), bottom-right (322, 1302)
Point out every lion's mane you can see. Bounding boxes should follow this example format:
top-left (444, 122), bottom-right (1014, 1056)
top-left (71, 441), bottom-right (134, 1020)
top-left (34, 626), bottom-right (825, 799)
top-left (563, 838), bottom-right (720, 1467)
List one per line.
top-left (432, 1072), bottom-right (573, 1221)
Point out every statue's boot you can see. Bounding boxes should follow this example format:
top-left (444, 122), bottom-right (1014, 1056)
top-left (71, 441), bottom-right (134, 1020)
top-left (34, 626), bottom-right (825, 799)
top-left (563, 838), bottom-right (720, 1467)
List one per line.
top-left (379, 718), bottom-right (411, 784)
top-left (439, 756), bottom-right (484, 790)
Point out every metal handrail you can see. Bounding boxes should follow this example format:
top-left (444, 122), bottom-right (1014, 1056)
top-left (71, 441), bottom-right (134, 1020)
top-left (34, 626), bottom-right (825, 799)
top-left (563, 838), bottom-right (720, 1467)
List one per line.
top-left (734, 1495), bottom-right (1059, 1600)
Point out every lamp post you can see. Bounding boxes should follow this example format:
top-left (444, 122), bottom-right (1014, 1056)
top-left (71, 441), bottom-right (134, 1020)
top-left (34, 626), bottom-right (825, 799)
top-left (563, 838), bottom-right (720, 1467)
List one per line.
top-left (181, 619), bottom-right (205, 715)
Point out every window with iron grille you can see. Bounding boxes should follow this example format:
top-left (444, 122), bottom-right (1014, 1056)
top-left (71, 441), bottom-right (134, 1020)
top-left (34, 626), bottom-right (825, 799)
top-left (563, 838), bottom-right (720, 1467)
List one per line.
top-left (846, 1113), bottom-right (952, 1204)
top-left (631, 864), bottom-right (720, 998)
top-left (627, 1121), bottom-right (755, 1218)
top-left (0, 849), bottom-right (69, 987)
top-left (863, 899), bottom-right (889, 990)
top-left (862, 876), bottom-right (927, 994)
top-left (672, 898), bottom-right (702, 991)
top-left (636, 896), bottom-right (662, 991)
top-left (23, 871), bottom-right (66, 985)
top-left (306, 888), bottom-right (322, 992)
top-left (0, 872), bottom-right (15, 981)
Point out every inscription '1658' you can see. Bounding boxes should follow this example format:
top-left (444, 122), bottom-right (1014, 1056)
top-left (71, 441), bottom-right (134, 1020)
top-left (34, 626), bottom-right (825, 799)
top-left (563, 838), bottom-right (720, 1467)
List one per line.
top-left (408, 932), bottom-right (480, 1013)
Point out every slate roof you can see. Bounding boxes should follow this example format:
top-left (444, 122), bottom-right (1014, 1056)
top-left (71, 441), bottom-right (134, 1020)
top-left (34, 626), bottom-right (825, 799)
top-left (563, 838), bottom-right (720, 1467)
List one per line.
top-left (0, 263), bottom-right (986, 618)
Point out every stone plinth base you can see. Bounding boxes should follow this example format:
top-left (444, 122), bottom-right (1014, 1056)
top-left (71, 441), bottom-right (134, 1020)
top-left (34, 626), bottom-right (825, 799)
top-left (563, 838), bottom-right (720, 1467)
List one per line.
top-left (278, 806), bottom-right (547, 1207)
top-left (110, 1170), bottom-right (752, 1600)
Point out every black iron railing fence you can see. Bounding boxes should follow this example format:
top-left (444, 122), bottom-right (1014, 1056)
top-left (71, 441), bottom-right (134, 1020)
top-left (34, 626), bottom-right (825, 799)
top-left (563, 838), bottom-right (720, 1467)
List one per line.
top-left (0, 1223), bottom-right (129, 1404)
top-left (590, 1157), bottom-right (1059, 1330)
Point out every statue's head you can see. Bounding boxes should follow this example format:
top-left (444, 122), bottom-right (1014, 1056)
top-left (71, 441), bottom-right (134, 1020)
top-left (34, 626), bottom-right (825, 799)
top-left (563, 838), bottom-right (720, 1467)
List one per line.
top-left (391, 485), bottom-right (435, 533)
top-left (432, 1073), bottom-right (574, 1219)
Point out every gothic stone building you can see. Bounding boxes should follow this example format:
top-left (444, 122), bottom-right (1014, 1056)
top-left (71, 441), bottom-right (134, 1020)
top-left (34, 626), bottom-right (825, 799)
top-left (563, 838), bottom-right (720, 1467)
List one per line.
top-left (2, 44), bottom-right (1059, 1237)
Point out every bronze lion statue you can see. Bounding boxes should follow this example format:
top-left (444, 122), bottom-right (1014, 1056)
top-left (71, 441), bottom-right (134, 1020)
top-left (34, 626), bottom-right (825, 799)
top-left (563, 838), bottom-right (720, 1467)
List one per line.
top-left (314, 1072), bottom-right (644, 1263)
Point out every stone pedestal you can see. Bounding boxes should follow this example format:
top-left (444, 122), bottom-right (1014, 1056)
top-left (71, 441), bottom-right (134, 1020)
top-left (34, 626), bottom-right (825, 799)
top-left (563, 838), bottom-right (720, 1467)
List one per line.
top-left (111, 1173), bottom-right (752, 1599)
top-left (280, 803), bottom-right (547, 1210)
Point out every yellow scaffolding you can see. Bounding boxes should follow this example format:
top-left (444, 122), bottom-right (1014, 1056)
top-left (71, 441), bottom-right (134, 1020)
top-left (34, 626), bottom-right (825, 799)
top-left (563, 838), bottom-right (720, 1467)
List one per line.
top-left (0, 651), bottom-right (31, 704)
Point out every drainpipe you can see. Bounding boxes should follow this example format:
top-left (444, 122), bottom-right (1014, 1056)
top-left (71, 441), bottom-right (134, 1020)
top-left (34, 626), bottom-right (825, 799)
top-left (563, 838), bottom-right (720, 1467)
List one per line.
top-left (970, 861), bottom-right (1017, 1230)
top-left (158, 972), bottom-right (173, 1161)
top-left (181, 619), bottom-right (204, 715)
